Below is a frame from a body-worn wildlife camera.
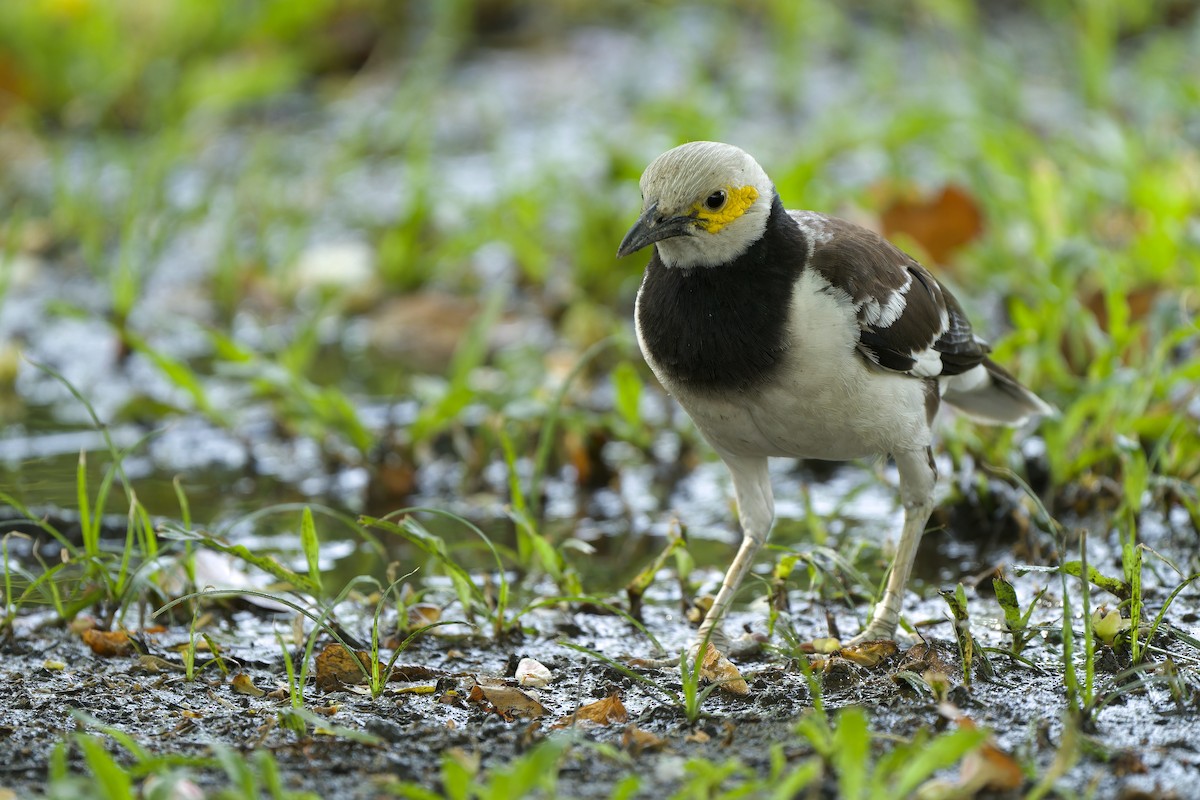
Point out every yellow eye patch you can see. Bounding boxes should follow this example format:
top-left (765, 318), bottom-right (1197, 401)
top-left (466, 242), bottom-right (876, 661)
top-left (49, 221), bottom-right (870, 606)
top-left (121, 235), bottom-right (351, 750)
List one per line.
top-left (692, 185), bottom-right (759, 233)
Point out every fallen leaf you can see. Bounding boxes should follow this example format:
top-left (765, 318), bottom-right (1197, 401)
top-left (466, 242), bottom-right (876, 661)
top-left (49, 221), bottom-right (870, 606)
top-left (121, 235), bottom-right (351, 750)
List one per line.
top-left (1083, 285), bottom-right (1160, 335)
top-left (81, 629), bottom-right (132, 658)
top-left (366, 291), bottom-right (481, 372)
top-left (627, 656), bottom-right (667, 668)
top-left (407, 604), bottom-right (442, 627)
top-left (314, 643), bottom-right (379, 691)
top-left (622, 725), bottom-right (667, 754)
top-left (897, 642), bottom-right (955, 675)
top-left (515, 657), bottom-right (553, 688)
top-left (685, 729), bottom-right (711, 744)
top-left (960, 728), bottom-right (1024, 791)
top-left (878, 182), bottom-right (984, 265)
top-left (1065, 284), bottom-right (1173, 372)
top-left (918, 714), bottom-right (1023, 798)
top-left (389, 665), bottom-right (440, 682)
top-left (700, 643), bottom-right (749, 695)
top-left (171, 637), bottom-right (217, 653)
top-left (468, 684), bottom-right (547, 719)
top-left (1112, 749), bottom-right (1148, 777)
top-left (553, 693), bottom-right (628, 728)
top-left (839, 639), bottom-right (898, 667)
top-left (231, 673), bottom-right (265, 697)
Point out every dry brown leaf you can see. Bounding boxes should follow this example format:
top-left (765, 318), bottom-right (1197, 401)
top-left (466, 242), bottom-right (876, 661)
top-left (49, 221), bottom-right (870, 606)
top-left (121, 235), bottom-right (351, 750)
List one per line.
top-left (839, 639), bottom-right (898, 667)
top-left (81, 629), bottom-right (132, 658)
top-left (366, 291), bottom-right (481, 372)
top-left (878, 183), bottom-right (984, 265)
top-left (959, 720), bottom-right (1024, 792)
top-left (685, 730), bottom-right (711, 744)
top-left (406, 604), bottom-right (442, 627)
top-left (918, 715), bottom-right (1023, 798)
top-left (553, 693), bottom-right (628, 729)
top-left (622, 725), bottom-right (667, 754)
top-left (468, 684), bottom-right (547, 720)
top-left (898, 642), bottom-right (955, 675)
top-left (136, 657), bottom-right (180, 676)
top-left (314, 643), bottom-right (378, 691)
top-left (389, 665), bottom-right (440, 682)
top-left (700, 643), bottom-right (749, 695)
top-left (627, 656), bottom-right (667, 668)
top-left (171, 637), bottom-right (216, 653)
top-left (1064, 284), bottom-right (1166, 372)
top-left (1112, 749), bottom-right (1148, 777)
top-left (231, 673), bottom-right (265, 697)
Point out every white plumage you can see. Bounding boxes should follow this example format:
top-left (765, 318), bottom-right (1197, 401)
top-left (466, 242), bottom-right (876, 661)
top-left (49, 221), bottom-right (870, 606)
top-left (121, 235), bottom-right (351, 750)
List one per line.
top-left (619, 141), bottom-right (1052, 653)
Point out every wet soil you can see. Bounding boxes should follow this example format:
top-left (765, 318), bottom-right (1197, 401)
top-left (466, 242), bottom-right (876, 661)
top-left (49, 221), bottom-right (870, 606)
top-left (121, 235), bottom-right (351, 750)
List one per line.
top-left (2, 499), bottom-right (1198, 800)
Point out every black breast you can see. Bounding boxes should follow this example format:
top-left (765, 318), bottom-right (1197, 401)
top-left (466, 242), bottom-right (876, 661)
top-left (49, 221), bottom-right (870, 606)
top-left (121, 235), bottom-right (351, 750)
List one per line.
top-left (635, 196), bottom-right (809, 392)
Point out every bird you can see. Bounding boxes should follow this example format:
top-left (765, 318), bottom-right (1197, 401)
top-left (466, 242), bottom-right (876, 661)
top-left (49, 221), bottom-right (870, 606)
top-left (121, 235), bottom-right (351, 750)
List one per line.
top-left (617, 141), bottom-right (1052, 654)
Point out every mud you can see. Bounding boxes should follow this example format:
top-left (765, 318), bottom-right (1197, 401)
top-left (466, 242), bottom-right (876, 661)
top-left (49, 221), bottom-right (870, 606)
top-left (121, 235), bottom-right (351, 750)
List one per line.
top-left (2, 499), bottom-right (1198, 800)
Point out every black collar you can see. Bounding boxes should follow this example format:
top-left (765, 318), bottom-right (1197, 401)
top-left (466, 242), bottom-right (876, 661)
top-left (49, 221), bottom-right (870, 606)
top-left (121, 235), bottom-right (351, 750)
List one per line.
top-left (636, 195), bottom-right (808, 392)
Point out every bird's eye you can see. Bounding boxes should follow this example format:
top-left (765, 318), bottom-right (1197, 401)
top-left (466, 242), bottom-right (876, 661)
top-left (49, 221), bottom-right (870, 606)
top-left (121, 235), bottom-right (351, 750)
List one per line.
top-left (705, 191), bottom-right (726, 211)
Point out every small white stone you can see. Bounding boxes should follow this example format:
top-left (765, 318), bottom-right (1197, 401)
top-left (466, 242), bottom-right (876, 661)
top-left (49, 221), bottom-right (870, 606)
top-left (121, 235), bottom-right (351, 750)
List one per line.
top-left (515, 657), bottom-right (553, 688)
top-left (291, 240), bottom-right (375, 292)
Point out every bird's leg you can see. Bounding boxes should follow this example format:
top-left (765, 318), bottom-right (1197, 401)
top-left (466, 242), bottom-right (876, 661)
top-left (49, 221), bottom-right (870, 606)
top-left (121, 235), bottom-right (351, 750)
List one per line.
top-left (851, 447), bottom-right (936, 643)
top-left (694, 454), bottom-right (774, 656)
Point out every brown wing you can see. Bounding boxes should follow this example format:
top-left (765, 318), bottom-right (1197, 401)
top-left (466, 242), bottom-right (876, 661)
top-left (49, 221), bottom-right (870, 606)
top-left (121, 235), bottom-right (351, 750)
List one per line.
top-left (803, 213), bottom-right (988, 378)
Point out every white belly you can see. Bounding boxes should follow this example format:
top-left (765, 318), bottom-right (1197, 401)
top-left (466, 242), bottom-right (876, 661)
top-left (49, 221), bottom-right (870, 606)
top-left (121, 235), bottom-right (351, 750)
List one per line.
top-left (639, 269), bottom-right (933, 461)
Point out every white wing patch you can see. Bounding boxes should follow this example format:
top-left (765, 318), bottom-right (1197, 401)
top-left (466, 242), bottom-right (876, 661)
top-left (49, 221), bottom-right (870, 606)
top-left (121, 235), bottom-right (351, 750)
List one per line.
top-left (787, 210), bottom-right (835, 246)
top-left (903, 305), bottom-right (951, 377)
top-left (858, 270), bottom-right (912, 328)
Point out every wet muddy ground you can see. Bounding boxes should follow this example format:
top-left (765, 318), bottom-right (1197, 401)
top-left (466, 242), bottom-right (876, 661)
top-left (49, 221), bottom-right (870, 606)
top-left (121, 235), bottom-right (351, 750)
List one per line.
top-left (2, 477), bottom-right (1198, 798)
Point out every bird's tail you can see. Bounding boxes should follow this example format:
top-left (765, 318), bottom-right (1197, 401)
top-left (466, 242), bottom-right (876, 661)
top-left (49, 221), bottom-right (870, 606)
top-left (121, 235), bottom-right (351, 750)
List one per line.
top-left (941, 357), bottom-right (1055, 426)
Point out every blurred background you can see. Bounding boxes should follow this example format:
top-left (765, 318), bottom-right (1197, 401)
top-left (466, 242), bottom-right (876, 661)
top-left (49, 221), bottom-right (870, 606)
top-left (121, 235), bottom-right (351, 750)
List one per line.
top-left (0, 0), bottom-right (1197, 583)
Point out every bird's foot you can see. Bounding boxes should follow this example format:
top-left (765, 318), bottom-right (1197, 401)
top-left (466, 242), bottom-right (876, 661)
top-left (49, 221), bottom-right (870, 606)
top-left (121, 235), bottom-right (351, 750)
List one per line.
top-left (843, 622), bottom-right (899, 648)
top-left (842, 597), bottom-right (903, 647)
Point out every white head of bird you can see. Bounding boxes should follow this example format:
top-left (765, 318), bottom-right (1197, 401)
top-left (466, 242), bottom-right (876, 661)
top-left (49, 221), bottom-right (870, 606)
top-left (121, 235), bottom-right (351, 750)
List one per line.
top-left (617, 141), bottom-right (774, 269)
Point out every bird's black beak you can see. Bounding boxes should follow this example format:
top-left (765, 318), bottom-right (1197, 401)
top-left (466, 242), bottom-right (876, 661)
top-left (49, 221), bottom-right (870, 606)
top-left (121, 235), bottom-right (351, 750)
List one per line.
top-left (616, 204), bottom-right (693, 257)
